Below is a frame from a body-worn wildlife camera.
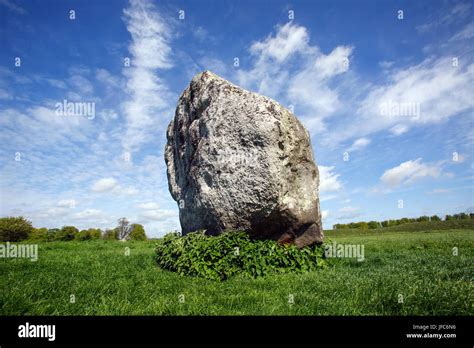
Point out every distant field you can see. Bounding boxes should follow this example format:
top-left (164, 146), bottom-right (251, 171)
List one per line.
top-left (1, 225), bottom-right (472, 315)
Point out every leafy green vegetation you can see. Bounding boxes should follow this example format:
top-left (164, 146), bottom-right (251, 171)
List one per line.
top-left (0, 216), bottom-right (148, 242)
top-left (129, 224), bottom-right (147, 241)
top-left (0, 216), bottom-right (34, 242)
top-left (1, 227), bottom-right (472, 315)
top-left (75, 228), bottom-right (102, 241)
top-left (154, 231), bottom-right (326, 281)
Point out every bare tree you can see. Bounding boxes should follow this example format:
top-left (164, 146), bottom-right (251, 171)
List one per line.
top-left (117, 217), bottom-right (132, 240)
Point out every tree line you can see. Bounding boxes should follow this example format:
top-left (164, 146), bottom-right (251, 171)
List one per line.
top-left (0, 216), bottom-right (147, 242)
top-left (333, 212), bottom-right (474, 230)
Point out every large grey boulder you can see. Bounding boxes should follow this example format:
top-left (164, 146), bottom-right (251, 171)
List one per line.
top-left (165, 71), bottom-right (323, 247)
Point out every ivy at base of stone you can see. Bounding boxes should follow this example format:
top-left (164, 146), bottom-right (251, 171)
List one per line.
top-left (154, 231), bottom-right (328, 281)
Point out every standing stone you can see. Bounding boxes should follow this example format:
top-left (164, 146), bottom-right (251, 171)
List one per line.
top-left (165, 71), bottom-right (323, 247)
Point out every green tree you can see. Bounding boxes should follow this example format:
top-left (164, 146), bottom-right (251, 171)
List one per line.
top-left (129, 224), bottom-right (147, 241)
top-left (367, 221), bottom-right (379, 229)
top-left (102, 229), bottom-right (117, 240)
top-left (74, 228), bottom-right (101, 241)
top-left (29, 227), bottom-right (48, 241)
top-left (445, 215), bottom-right (454, 221)
top-left (399, 218), bottom-right (410, 225)
top-left (75, 229), bottom-right (91, 241)
top-left (416, 216), bottom-right (430, 222)
top-left (56, 226), bottom-right (78, 241)
top-left (0, 217), bottom-right (34, 242)
top-left (47, 228), bottom-right (60, 241)
top-left (354, 222), bottom-right (368, 229)
top-left (430, 215), bottom-right (441, 221)
top-left (88, 228), bottom-right (102, 240)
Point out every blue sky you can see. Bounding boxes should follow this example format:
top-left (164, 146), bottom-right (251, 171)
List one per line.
top-left (0, 0), bottom-right (473, 237)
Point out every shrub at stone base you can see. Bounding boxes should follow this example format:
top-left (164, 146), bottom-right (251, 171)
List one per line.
top-left (154, 231), bottom-right (327, 281)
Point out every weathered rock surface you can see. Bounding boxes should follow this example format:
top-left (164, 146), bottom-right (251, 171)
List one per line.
top-left (165, 71), bottom-right (323, 247)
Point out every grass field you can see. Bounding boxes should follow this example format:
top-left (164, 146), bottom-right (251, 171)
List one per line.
top-left (1, 225), bottom-right (473, 315)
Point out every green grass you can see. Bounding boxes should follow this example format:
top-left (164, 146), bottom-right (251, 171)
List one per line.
top-left (1, 228), bottom-right (472, 315)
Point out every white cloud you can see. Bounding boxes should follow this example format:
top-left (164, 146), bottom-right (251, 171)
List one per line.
top-left (287, 45), bottom-right (352, 127)
top-left (236, 22), bottom-right (352, 134)
top-left (390, 124), bottom-right (409, 136)
top-left (0, 0), bottom-right (27, 14)
top-left (45, 79), bottom-right (67, 89)
top-left (0, 88), bottom-right (12, 100)
top-left (95, 68), bottom-right (123, 97)
top-left (138, 202), bottom-right (160, 210)
top-left (319, 165), bottom-right (343, 193)
top-left (137, 200), bottom-right (177, 223)
top-left (91, 177), bottom-right (138, 196)
top-left (122, 0), bottom-right (174, 151)
top-left (99, 109), bottom-right (118, 121)
top-left (193, 26), bottom-right (210, 42)
top-left (249, 22), bottom-right (310, 63)
top-left (374, 58), bottom-right (471, 123)
top-left (449, 21), bottom-right (474, 41)
top-left (379, 61), bottom-right (394, 69)
top-left (380, 159), bottom-right (442, 188)
top-left (96, 68), bottom-right (121, 87)
top-left (347, 137), bottom-right (370, 152)
top-left (58, 199), bottom-right (76, 208)
top-left (336, 206), bottom-right (362, 220)
top-left (199, 57), bottom-right (228, 77)
top-left (416, 2), bottom-right (472, 33)
top-left (118, 186), bottom-right (139, 195)
top-left (428, 188), bottom-right (450, 194)
top-left (339, 206), bottom-right (359, 213)
top-left (139, 209), bottom-right (177, 222)
top-left (68, 75), bottom-right (94, 95)
top-left (321, 210), bottom-right (329, 220)
top-left (123, 0), bottom-right (172, 70)
top-left (73, 209), bottom-right (103, 220)
top-left (331, 56), bottom-right (474, 143)
top-left (44, 207), bottom-right (70, 218)
top-left (320, 194), bottom-right (337, 202)
top-left (92, 178), bottom-right (118, 192)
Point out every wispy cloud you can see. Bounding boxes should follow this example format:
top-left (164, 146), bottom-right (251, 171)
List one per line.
top-left (122, 0), bottom-right (174, 151)
top-left (331, 56), bottom-right (474, 143)
top-left (336, 206), bottom-right (362, 220)
top-left (416, 2), bottom-right (472, 33)
top-left (347, 137), bottom-right (371, 152)
top-left (0, 0), bottom-right (27, 14)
